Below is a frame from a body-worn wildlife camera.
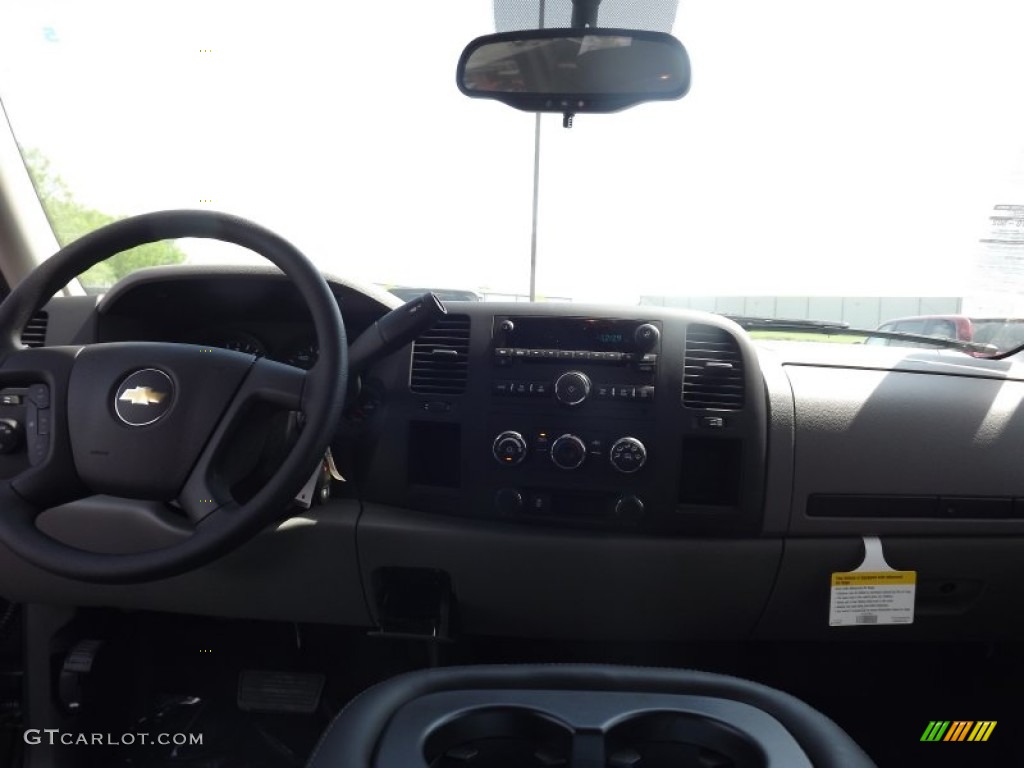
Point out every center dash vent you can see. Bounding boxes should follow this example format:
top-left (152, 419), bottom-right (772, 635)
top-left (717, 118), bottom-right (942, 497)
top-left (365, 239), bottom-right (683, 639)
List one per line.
top-left (410, 314), bottom-right (471, 395)
top-left (682, 323), bottom-right (745, 409)
top-left (20, 311), bottom-right (48, 348)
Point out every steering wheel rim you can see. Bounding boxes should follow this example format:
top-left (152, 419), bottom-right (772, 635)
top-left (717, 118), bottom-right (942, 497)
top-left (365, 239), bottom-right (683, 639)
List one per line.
top-left (0, 210), bottom-right (347, 583)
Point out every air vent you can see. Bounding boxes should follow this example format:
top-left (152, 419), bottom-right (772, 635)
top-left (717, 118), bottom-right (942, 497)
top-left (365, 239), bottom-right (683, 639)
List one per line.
top-left (410, 314), bottom-right (471, 395)
top-left (20, 311), bottom-right (48, 348)
top-left (682, 323), bottom-right (745, 409)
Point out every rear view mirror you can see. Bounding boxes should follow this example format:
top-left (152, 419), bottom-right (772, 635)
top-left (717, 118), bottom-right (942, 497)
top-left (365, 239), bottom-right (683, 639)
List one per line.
top-left (457, 28), bottom-right (690, 114)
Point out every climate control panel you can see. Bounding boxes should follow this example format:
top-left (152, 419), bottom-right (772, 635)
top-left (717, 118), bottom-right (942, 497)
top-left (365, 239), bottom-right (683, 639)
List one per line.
top-left (492, 429), bottom-right (648, 474)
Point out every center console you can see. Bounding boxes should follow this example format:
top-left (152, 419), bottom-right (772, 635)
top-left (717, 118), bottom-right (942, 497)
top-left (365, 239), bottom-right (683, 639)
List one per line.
top-left (305, 665), bottom-right (877, 768)
top-left (364, 304), bottom-right (768, 537)
top-left (487, 315), bottom-right (663, 525)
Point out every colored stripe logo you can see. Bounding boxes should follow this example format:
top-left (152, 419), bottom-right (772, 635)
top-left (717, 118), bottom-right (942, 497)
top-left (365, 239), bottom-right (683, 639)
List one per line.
top-left (921, 721), bottom-right (996, 742)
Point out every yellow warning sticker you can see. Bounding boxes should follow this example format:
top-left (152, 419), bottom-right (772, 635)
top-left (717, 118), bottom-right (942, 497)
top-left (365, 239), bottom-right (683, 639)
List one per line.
top-left (829, 569), bottom-right (916, 626)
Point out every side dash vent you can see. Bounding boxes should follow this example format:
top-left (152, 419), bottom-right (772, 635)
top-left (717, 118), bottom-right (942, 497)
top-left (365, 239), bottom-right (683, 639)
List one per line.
top-left (410, 314), bottom-right (471, 395)
top-left (682, 323), bottom-right (745, 409)
top-left (20, 311), bottom-right (48, 348)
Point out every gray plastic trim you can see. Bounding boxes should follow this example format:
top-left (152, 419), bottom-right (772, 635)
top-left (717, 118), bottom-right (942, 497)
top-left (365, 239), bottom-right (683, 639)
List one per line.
top-left (358, 504), bottom-right (782, 641)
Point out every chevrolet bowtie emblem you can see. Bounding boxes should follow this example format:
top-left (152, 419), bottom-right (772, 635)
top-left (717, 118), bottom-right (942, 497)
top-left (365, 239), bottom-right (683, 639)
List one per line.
top-left (118, 386), bottom-right (167, 406)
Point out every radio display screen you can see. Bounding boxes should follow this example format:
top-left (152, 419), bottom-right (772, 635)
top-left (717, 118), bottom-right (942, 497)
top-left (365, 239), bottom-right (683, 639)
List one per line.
top-left (502, 317), bottom-right (647, 352)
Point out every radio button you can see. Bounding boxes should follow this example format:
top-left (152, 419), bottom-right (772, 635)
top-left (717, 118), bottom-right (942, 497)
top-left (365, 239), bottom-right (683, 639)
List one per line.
top-left (526, 492), bottom-right (552, 514)
top-left (531, 382), bottom-right (549, 396)
top-left (637, 386), bottom-right (655, 402)
top-left (493, 381), bottom-right (512, 395)
top-left (495, 348), bottom-right (512, 357)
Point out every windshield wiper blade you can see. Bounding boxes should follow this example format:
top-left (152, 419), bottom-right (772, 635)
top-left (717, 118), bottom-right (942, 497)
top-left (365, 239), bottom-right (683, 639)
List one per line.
top-left (723, 315), bottom-right (997, 355)
top-left (724, 316), bottom-right (850, 331)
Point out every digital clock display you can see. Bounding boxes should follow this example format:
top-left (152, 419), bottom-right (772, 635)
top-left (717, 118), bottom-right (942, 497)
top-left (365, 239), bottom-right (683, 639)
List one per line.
top-left (598, 332), bottom-right (625, 344)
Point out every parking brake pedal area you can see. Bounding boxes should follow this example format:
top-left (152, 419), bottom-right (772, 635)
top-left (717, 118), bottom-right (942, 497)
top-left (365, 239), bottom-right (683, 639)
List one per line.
top-left (237, 670), bottom-right (325, 714)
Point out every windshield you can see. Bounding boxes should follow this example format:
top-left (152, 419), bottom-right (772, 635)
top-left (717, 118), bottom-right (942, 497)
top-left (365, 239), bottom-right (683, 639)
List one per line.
top-left (2, 1), bottom-right (1024, 350)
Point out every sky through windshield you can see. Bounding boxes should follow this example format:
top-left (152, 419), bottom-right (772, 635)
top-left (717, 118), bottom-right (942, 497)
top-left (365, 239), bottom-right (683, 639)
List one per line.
top-left (2, 0), bottom-right (1024, 307)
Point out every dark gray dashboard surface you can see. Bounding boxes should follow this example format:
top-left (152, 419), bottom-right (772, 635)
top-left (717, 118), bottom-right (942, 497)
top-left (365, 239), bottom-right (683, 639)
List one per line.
top-left (3, 273), bottom-right (1024, 641)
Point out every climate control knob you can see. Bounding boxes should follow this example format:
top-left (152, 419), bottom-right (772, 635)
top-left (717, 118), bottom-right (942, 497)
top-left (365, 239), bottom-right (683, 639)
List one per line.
top-left (492, 431), bottom-right (528, 466)
top-left (614, 494), bottom-right (645, 521)
top-left (609, 437), bottom-right (647, 473)
top-left (554, 371), bottom-right (591, 406)
top-left (550, 434), bottom-right (587, 470)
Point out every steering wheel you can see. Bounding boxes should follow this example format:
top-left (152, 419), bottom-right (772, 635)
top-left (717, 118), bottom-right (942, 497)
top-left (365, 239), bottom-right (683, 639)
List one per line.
top-left (0, 210), bottom-right (346, 583)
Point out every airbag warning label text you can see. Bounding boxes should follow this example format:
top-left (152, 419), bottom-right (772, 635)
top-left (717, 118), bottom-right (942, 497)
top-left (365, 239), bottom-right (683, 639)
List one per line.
top-left (829, 571), bottom-right (916, 626)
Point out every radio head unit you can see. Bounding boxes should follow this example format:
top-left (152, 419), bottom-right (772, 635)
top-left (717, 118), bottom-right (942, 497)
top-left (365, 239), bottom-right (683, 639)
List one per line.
top-left (494, 317), bottom-right (661, 354)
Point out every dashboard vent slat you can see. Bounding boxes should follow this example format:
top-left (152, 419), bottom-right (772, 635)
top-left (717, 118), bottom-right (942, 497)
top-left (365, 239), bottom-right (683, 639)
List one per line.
top-left (682, 324), bottom-right (745, 410)
top-left (411, 314), bottom-right (471, 395)
top-left (20, 311), bottom-right (48, 348)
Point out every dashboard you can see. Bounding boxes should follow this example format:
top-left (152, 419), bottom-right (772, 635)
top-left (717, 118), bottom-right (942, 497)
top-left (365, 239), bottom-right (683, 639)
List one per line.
top-left (91, 267), bottom-right (388, 369)
top-left (3, 267), bottom-right (1024, 645)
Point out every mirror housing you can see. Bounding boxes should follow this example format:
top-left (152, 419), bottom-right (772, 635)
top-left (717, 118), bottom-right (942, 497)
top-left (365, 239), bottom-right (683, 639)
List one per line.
top-left (457, 28), bottom-right (690, 114)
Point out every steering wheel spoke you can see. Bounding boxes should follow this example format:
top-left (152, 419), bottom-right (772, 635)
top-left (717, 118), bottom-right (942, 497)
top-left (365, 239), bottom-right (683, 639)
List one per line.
top-left (177, 356), bottom-right (309, 523)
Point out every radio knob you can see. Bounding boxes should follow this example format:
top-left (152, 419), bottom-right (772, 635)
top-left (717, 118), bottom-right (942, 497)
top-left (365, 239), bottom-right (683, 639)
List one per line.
top-left (634, 323), bottom-right (660, 351)
top-left (554, 371), bottom-right (591, 406)
top-left (492, 431), bottom-right (528, 466)
top-left (550, 434), bottom-right (587, 470)
top-left (609, 437), bottom-right (647, 473)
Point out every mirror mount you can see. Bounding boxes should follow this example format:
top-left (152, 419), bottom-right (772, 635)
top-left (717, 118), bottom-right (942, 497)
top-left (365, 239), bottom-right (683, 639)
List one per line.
top-left (566, 0), bottom-right (604, 125)
top-left (571, 0), bottom-right (603, 29)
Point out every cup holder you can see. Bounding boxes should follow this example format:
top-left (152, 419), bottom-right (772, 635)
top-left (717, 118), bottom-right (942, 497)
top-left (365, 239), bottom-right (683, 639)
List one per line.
top-left (605, 712), bottom-right (766, 768)
top-left (424, 707), bottom-right (574, 768)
